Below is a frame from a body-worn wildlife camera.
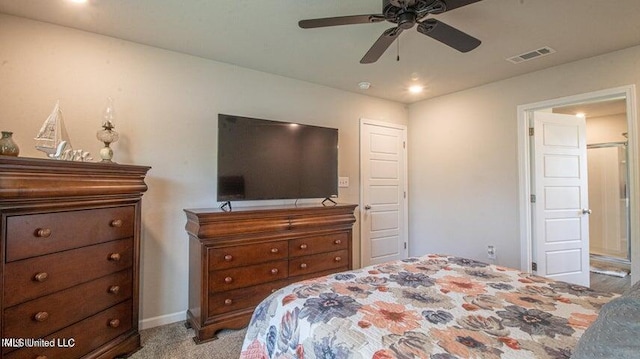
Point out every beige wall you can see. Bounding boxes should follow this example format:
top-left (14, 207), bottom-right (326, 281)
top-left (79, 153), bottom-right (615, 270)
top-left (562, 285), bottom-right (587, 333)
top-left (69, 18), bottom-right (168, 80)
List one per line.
top-left (0, 14), bottom-right (408, 327)
top-left (408, 45), bottom-right (640, 270)
top-left (586, 113), bottom-right (628, 144)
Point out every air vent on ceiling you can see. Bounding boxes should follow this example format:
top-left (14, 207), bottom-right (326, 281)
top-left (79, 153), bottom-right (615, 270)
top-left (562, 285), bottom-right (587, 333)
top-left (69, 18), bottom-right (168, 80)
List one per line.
top-left (506, 46), bottom-right (556, 64)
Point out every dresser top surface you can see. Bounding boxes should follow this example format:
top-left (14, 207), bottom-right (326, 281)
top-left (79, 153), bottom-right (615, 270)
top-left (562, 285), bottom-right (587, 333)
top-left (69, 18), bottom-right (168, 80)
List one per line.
top-left (0, 157), bottom-right (150, 202)
top-left (185, 203), bottom-right (357, 216)
top-left (0, 156), bottom-right (150, 174)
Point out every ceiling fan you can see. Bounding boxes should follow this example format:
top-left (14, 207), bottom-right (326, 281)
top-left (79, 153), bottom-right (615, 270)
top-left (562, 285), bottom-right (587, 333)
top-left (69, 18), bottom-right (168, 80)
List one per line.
top-left (299, 0), bottom-right (483, 64)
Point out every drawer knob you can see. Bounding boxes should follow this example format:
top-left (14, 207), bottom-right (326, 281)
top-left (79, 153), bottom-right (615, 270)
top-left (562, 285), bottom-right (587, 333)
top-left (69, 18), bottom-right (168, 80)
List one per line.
top-left (224, 254), bottom-right (233, 261)
top-left (270, 268), bottom-right (279, 275)
top-left (110, 219), bottom-right (123, 228)
top-left (33, 272), bottom-right (49, 282)
top-left (36, 356), bottom-right (48, 359)
top-left (270, 248), bottom-right (279, 253)
top-left (108, 253), bottom-right (121, 262)
top-left (34, 311), bottom-right (49, 322)
top-left (224, 299), bottom-right (233, 305)
top-left (35, 228), bottom-right (52, 238)
top-left (300, 244), bottom-right (308, 250)
top-left (334, 239), bottom-right (342, 245)
top-left (271, 289), bottom-right (277, 293)
top-left (300, 263), bottom-right (307, 269)
top-left (108, 285), bottom-right (120, 294)
top-left (224, 276), bottom-right (233, 284)
top-left (109, 319), bottom-right (120, 328)
top-left (335, 256), bottom-right (342, 262)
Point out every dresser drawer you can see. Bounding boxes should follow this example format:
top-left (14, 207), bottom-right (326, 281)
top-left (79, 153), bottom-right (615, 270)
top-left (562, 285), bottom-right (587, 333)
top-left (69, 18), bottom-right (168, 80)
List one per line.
top-left (290, 267), bottom-right (349, 283)
top-left (208, 240), bottom-right (288, 270)
top-left (4, 269), bottom-right (132, 340)
top-left (289, 250), bottom-right (348, 277)
top-left (5, 206), bottom-right (135, 262)
top-left (208, 279), bottom-right (288, 317)
top-left (209, 260), bottom-right (288, 292)
top-left (289, 232), bottom-right (348, 258)
top-left (4, 300), bottom-right (133, 359)
top-left (4, 238), bottom-right (133, 307)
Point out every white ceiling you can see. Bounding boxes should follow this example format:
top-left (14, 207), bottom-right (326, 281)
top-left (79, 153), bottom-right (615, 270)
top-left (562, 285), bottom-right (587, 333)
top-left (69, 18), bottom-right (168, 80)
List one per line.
top-left (1, 0), bottom-right (640, 104)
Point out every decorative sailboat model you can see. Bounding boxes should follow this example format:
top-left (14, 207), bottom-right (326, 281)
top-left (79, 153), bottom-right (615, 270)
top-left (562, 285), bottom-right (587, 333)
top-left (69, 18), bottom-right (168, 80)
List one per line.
top-left (35, 101), bottom-right (69, 158)
top-left (35, 101), bottom-right (92, 161)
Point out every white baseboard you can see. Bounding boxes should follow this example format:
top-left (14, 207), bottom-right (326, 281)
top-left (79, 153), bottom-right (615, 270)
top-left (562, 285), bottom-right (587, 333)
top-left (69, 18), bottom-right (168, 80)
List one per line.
top-left (139, 310), bottom-right (186, 330)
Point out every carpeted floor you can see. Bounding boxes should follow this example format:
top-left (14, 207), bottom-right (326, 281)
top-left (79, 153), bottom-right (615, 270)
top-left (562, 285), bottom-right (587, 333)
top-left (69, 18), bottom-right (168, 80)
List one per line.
top-left (129, 322), bottom-right (245, 359)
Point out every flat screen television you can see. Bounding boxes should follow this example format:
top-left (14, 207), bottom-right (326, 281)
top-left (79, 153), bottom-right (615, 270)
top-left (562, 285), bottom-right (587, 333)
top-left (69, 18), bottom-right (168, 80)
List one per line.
top-left (217, 114), bottom-right (338, 202)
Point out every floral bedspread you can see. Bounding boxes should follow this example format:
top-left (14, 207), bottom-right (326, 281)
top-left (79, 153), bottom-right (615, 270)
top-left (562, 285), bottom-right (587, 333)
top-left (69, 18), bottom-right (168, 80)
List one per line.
top-left (240, 254), bottom-right (615, 359)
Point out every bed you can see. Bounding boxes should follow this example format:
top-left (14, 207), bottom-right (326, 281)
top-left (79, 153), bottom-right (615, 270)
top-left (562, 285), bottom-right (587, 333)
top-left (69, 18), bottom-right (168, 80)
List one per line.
top-left (239, 254), bottom-right (620, 359)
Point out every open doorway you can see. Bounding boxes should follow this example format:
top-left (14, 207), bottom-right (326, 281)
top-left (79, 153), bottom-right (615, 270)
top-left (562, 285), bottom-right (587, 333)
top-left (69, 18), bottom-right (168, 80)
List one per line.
top-left (518, 85), bottom-right (638, 292)
top-left (553, 99), bottom-right (631, 292)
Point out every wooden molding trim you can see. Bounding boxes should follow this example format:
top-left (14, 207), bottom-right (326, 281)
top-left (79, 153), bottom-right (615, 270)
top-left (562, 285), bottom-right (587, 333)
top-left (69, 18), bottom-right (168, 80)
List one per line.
top-left (185, 204), bottom-right (357, 239)
top-left (0, 157), bottom-right (150, 201)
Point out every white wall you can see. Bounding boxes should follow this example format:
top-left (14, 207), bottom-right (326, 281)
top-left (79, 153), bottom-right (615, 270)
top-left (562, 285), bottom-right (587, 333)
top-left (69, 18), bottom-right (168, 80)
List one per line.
top-left (408, 45), bottom-right (640, 270)
top-left (0, 14), bottom-right (408, 327)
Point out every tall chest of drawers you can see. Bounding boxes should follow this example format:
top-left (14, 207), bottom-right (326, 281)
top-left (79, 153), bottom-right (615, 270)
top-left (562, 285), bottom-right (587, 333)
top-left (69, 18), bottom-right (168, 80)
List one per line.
top-left (184, 203), bottom-right (357, 343)
top-left (0, 157), bottom-right (150, 359)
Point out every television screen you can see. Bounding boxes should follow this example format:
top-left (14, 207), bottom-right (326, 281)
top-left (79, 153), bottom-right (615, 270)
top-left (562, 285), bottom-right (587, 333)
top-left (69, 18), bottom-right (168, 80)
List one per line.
top-left (217, 114), bottom-right (338, 201)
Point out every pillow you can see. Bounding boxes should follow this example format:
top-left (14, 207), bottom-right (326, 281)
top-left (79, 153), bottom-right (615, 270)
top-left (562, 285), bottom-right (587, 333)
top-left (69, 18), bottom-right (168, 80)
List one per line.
top-left (622, 279), bottom-right (640, 299)
top-left (571, 282), bottom-right (640, 359)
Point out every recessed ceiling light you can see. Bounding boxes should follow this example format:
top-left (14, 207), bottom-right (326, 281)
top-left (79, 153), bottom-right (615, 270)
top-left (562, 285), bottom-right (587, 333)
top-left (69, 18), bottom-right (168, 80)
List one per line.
top-left (409, 85), bottom-right (423, 94)
top-left (358, 81), bottom-right (371, 90)
top-left (576, 112), bottom-right (586, 118)
top-left (69, 0), bottom-right (88, 4)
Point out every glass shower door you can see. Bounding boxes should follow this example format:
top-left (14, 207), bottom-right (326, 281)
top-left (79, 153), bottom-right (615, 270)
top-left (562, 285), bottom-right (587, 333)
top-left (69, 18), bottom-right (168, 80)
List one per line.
top-left (587, 142), bottom-right (630, 262)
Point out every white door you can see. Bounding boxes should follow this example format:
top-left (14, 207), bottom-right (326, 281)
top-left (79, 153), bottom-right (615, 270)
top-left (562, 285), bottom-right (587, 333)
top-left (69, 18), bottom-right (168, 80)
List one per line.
top-left (533, 112), bottom-right (590, 286)
top-left (360, 119), bottom-right (408, 267)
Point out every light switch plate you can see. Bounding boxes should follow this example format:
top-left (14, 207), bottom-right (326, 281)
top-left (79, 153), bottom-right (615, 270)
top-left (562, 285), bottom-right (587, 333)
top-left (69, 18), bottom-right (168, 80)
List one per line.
top-left (338, 177), bottom-right (349, 188)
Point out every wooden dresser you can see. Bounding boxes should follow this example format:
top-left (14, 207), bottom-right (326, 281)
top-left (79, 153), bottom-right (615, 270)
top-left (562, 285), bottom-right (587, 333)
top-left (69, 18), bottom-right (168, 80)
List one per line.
top-left (184, 203), bottom-right (357, 343)
top-left (0, 157), bottom-right (149, 359)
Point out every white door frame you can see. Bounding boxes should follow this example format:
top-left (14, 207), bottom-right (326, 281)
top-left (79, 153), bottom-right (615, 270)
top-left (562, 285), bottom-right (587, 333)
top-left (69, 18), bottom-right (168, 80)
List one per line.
top-left (359, 118), bottom-right (409, 267)
top-left (517, 85), bottom-right (639, 284)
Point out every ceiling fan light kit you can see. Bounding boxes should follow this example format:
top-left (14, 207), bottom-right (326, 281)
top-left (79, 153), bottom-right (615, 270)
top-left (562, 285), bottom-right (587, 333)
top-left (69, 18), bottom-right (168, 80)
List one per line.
top-left (299, 0), bottom-right (483, 64)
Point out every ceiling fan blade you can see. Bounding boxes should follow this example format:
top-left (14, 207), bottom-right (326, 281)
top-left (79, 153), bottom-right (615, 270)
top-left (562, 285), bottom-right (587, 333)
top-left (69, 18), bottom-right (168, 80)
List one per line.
top-left (442, 0), bottom-right (483, 12)
top-left (299, 14), bottom-right (385, 29)
top-left (360, 27), bottom-right (403, 64)
top-left (417, 18), bottom-right (480, 52)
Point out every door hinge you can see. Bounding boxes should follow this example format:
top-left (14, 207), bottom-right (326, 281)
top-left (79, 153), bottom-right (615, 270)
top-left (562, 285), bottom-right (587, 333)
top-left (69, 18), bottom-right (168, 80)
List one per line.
top-left (532, 262), bottom-right (537, 271)
top-left (530, 194), bottom-right (536, 203)
top-left (529, 128), bottom-right (534, 136)
top-left (403, 141), bottom-right (406, 149)
top-left (404, 242), bottom-right (407, 250)
top-left (404, 191), bottom-right (406, 199)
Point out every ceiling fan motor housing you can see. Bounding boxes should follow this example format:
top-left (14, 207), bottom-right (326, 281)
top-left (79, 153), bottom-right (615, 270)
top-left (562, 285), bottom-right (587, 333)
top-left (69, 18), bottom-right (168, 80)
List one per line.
top-left (397, 11), bottom-right (417, 29)
top-left (383, 0), bottom-right (446, 26)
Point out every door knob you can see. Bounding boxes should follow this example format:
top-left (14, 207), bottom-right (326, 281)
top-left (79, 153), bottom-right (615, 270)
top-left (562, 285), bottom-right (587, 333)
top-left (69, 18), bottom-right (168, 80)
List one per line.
top-left (364, 205), bottom-right (372, 210)
top-left (582, 208), bottom-right (592, 215)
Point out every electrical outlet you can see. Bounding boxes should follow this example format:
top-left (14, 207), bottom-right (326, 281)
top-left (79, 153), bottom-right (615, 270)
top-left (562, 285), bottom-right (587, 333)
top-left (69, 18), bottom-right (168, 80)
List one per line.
top-left (487, 245), bottom-right (496, 260)
top-left (338, 177), bottom-right (349, 188)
